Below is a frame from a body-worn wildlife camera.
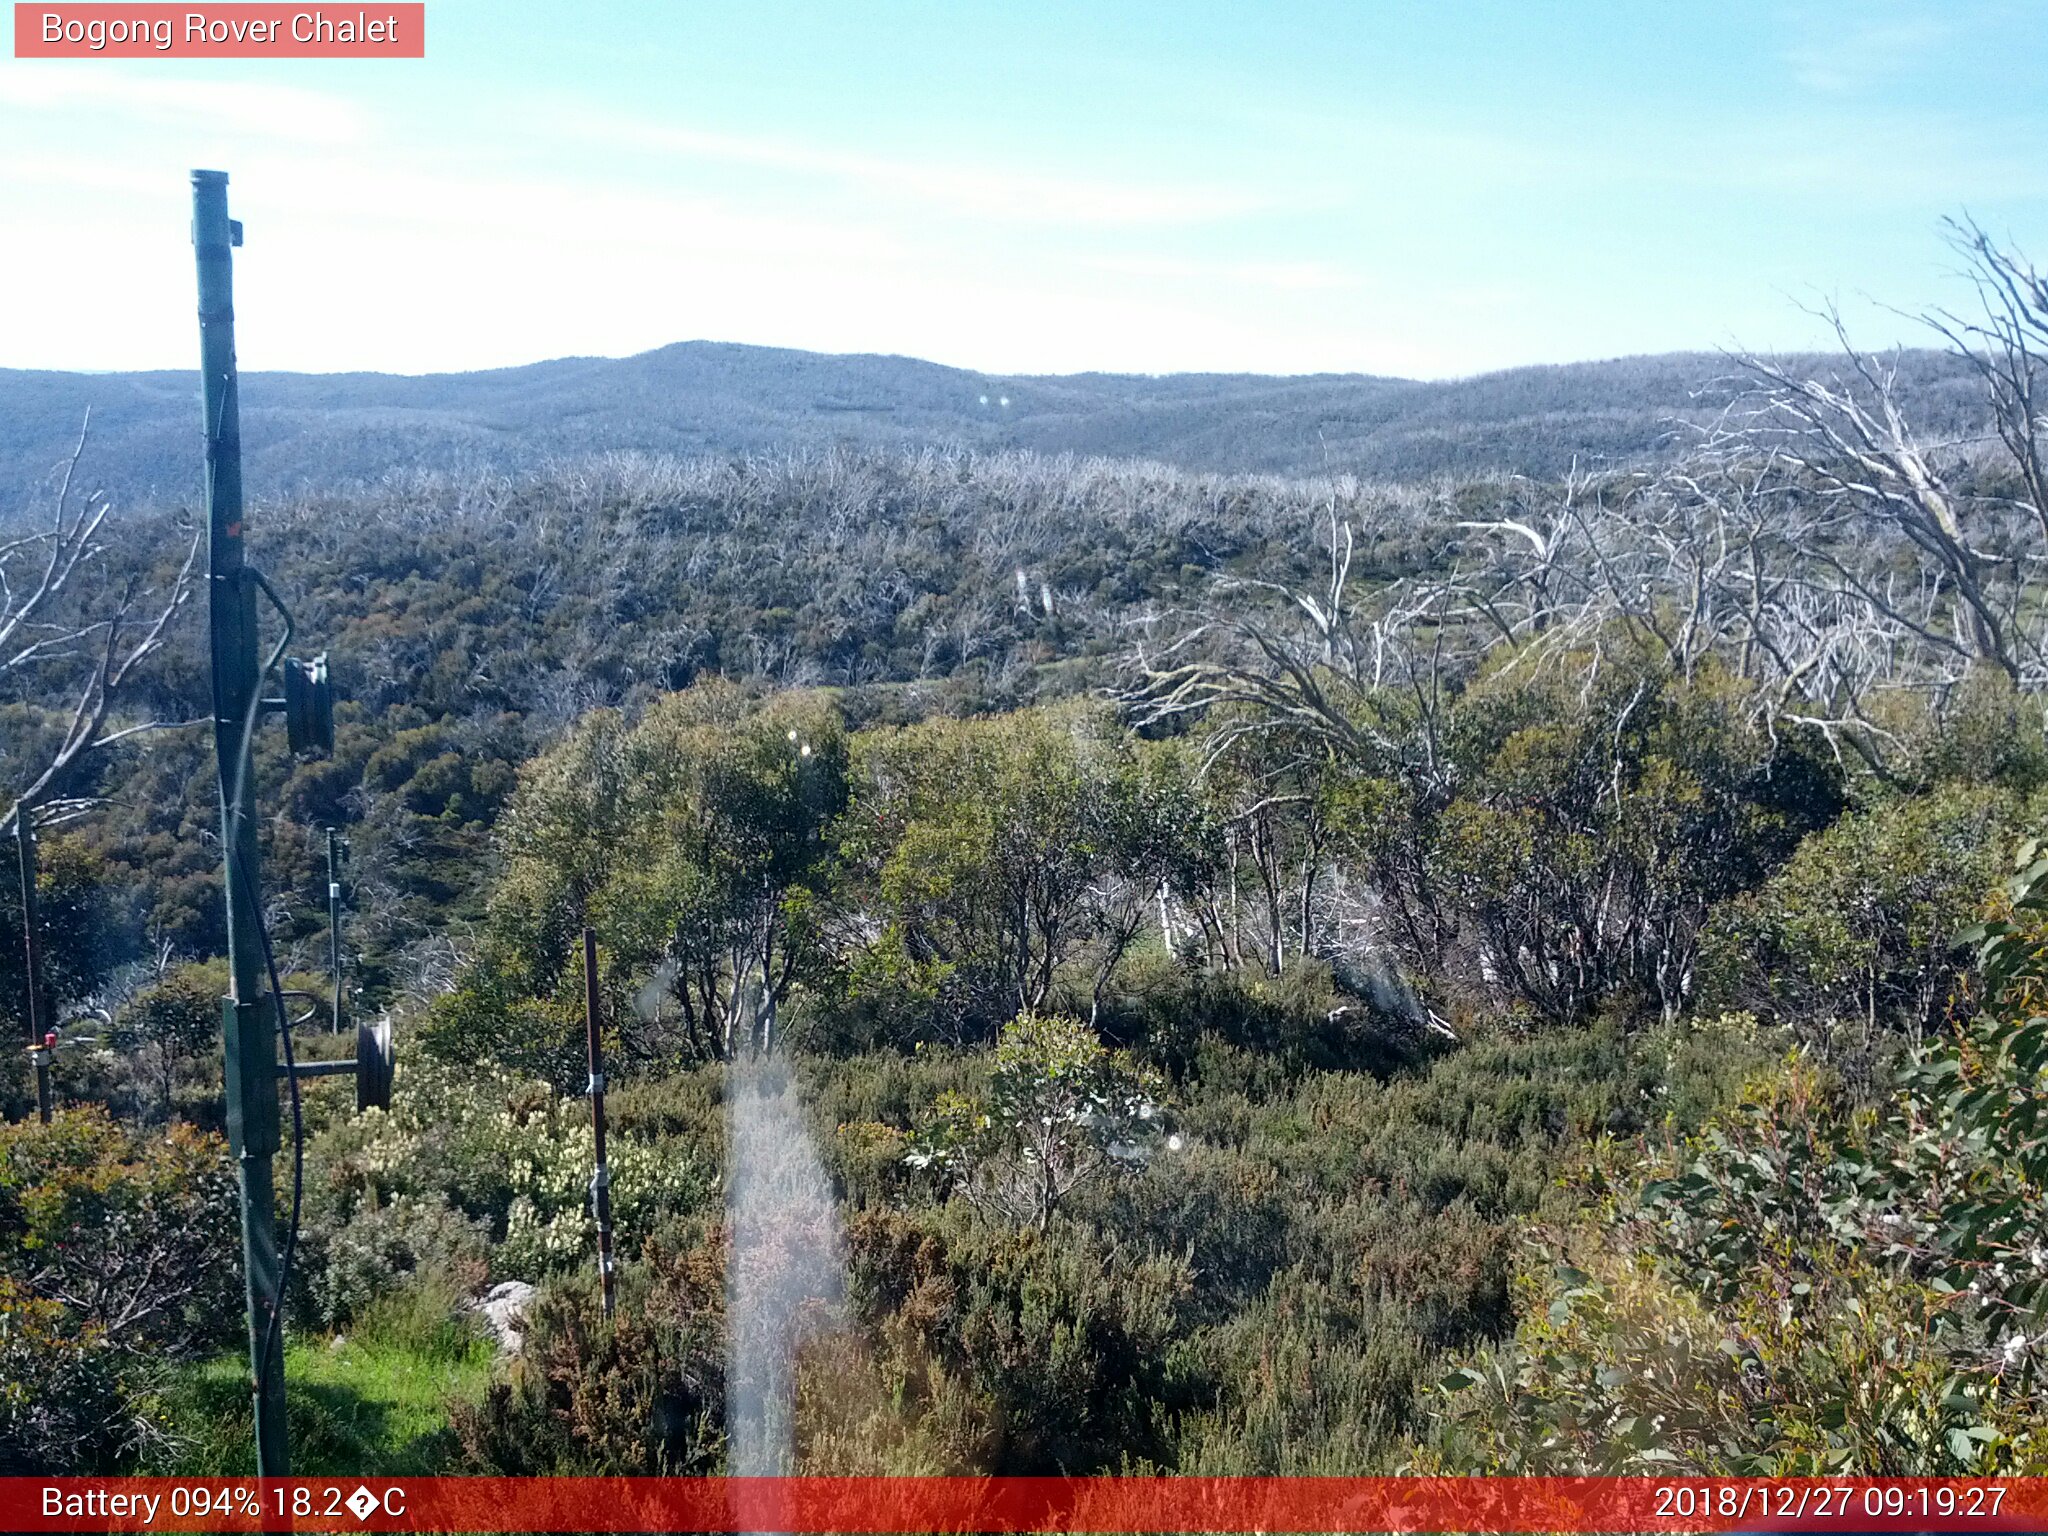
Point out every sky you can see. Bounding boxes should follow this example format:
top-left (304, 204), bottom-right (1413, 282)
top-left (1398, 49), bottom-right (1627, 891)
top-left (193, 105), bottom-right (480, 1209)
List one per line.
top-left (2, 0), bottom-right (2045, 379)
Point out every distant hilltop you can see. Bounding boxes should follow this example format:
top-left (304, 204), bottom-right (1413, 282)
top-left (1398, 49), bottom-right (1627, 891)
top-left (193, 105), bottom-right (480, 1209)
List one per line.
top-left (0, 340), bottom-right (1982, 516)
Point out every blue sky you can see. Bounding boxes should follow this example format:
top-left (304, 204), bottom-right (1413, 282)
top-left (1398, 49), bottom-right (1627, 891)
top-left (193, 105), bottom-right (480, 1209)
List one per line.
top-left (3, 0), bottom-right (2044, 377)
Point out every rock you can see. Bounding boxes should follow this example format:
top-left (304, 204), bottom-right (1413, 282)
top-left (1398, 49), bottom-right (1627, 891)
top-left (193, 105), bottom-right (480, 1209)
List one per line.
top-left (475, 1279), bottom-right (536, 1355)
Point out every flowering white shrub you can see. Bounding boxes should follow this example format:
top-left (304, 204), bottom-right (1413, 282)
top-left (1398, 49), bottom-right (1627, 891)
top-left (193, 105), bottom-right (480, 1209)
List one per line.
top-left (306, 1047), bottom-right (710, 1284)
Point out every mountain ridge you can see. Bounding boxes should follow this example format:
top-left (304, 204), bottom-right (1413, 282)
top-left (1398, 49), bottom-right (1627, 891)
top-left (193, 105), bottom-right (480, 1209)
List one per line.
top-left (0, 339), bottom-right (1983, 516)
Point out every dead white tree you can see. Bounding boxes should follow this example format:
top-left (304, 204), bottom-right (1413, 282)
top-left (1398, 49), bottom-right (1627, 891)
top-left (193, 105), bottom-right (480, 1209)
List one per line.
top-left (1441, 234), bottom-right (2048, 768)
top-left (1734, 330), bottom-right (2035, 689)
top-left (1923, 218), bottom-right (2048, 546)
top-left (1119, 226), bottom-right (2048, 1025)
top-left (1128, 502), bottom-right (1473, 785)
top-left (2, 413), bottom-right (202, 838)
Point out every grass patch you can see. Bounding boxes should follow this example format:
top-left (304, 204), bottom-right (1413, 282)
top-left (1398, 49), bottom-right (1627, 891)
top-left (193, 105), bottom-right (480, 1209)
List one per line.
top-left (156, 1278), bottom-right (494, 1475)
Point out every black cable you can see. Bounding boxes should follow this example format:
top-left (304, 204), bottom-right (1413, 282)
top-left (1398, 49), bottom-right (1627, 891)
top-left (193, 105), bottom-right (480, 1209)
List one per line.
top-left (241, 839), bottom-right (304, 1400)
top-left (222, 601), bottom-right (305, 1411)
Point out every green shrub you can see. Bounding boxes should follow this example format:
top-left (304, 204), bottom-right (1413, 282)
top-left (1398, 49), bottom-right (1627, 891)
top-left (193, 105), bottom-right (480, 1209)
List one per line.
top-left (0, 1279), bottom-right (137, 1473)
top-left (441, 682), bottom-right (850, 1072)
top-left (453, 1232), bottom-right (726, 1474)
top-left (832, 705), bottom-right (1215, 1047)
top-left (844, 1205), bottom-right (1192, 1474)
top-left (0, 1109), bottom-right (238, 1472)
top-left (107, 960), bottom-right (227, 1121)
top-left (1168, 1278), bottom-right (1431, 1473)
top-left (1083, 1141), bottom-right (1290, 1325)
top-left (1702, 785), bottom-right (2039, 1042)
top-left (0, 1107), bottom-right (238, 1358)
top-left (905, 1013), bottom-right (1165, 1231)
top-left (1429, 841), bottom-right (2048, 1474)
top-left (0, 832), bottom-right (127, 1036)
top-left (1894, 667), bottom-right (2048, 794)
top-left (1400, 652), bottom-right (1843, 1027)
top-left (604, 1062), bottom-right (724, 1144)
top-left (297, 1194), bottom-right (489, 1328)
top-left (1100, 956), bottom-right (1429, 1085)
top-left (302, 1051), bottom-right (709, 1286)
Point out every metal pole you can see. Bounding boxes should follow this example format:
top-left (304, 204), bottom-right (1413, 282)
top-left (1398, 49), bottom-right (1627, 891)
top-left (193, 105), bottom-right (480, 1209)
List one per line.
top-left (15, 815), bottom-right (52, 1124)
top-left (583, 927), bottom-right (617, 1318)
top-left (326, 829), bottom-right (343, 1034)
top-left (194, 168), bottom-right (289, 1480)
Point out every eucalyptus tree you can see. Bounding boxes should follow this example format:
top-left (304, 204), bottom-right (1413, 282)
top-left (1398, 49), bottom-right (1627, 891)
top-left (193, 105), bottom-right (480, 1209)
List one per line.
top-left (597, 683), bottom-right (846, 1059)
top-left (1121, 225), bottom-right (2048, 1024)
top-left (477, 680), bottom-right (847, 1065)
top-left (839, 702), bottom-right (1219, 1040)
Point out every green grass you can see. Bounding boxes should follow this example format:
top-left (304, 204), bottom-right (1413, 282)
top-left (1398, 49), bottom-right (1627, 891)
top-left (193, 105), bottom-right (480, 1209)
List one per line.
top-left (157, 1281), bottom-right (494, 1475)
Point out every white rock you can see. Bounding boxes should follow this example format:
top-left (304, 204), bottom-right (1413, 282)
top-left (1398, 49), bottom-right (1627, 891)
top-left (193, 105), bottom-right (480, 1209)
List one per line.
top-left (475, 1280), bottom-right (536, 1355)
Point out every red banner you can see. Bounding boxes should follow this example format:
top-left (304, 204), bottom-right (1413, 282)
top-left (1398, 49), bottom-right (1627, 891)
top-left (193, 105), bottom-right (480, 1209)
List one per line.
top-left (13, 4), bottom-right (424, 57)
top-left (6, 1477), bottom-right (2048, 1533)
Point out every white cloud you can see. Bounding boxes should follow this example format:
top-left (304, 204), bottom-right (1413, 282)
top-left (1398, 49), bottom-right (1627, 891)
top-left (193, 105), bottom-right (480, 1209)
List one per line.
top-left (0, 67), bottom-right (369, 146)
top-left (1083, 253), bottom-right (1360, 292)
top-left (0, 20), bottom-right (2025, 381)
top-left (561, 115), bottom-right (1277, 228)
top-left (1782, 10), bottom-right (1951, 94)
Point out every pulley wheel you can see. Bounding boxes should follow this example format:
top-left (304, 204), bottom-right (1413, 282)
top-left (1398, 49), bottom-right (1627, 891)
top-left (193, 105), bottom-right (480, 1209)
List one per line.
top-left (355, 1015), bottom-right (395, 1112)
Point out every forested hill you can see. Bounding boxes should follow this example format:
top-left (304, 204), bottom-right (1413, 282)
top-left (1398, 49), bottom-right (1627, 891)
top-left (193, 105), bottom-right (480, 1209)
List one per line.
top-left (0, 341), bottom-right (1981, 512)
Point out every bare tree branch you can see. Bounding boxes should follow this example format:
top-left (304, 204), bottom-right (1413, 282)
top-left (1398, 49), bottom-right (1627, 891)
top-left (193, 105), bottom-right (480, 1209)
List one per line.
top-left (2, 417), bottom-right (205, 835)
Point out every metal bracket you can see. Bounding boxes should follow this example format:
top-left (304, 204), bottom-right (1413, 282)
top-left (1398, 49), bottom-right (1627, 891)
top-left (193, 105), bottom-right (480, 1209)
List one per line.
top-left (221, 994), bottom-right (281, 1160)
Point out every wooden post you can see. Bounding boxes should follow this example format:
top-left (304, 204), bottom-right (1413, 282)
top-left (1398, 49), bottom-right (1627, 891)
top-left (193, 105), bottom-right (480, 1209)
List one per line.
top-left (583, 926), bottom-right (617, 1317)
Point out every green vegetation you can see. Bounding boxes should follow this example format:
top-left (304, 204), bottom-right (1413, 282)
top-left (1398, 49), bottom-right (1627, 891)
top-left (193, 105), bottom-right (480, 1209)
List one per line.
top-left (903, 1012), bottom-right (1167, 1231)
top-left (0, 1107), bottom-right (237, 1471)
top-left (6, 231), bottom-right (2048, 1479)
top-left (162, 1279), bottom-right (495, 1475)
top-left (1428, 844), bottom-right (2048, 1474)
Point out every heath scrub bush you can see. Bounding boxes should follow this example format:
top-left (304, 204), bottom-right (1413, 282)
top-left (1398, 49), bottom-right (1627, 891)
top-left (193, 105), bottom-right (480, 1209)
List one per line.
top-left (454, 1228), bottom-right (727, 1475)
top-left (843, 1203), bottom-right (1193, 1475)
top-left (0, 1108), bottom-right (238, 1471)
top-left (0, 1280), bottom-right (135, 1473)
top-left (1426, 842), bottom-right (2048, 1474)
top-left (1702, 784), bottom-right (2045, 1048)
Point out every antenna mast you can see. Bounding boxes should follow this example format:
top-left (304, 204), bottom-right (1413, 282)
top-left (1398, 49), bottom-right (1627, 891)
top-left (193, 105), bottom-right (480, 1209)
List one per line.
top-left (193, 167), bottom-right (291, 1479)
